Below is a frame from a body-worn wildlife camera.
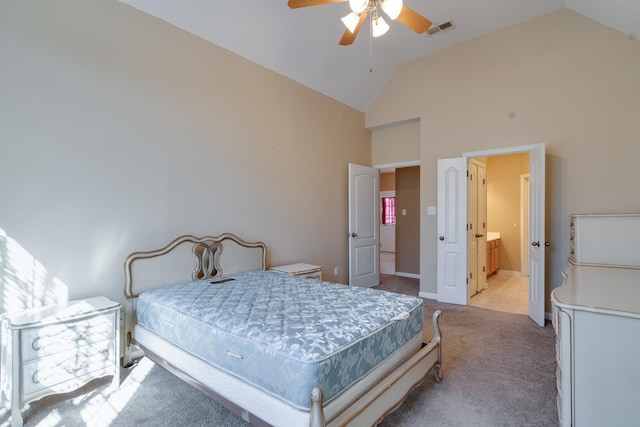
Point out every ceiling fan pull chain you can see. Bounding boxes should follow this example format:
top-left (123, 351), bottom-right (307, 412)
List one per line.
top-left (369, 12), bottom-right (373, 72)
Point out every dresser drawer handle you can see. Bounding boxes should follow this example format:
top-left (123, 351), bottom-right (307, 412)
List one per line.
top-left (32, 349), bottom-right (110, 384)
top-left (65, 361), bottom-right (90, 375)
top-left (31, 332), bottom-right (90, 352)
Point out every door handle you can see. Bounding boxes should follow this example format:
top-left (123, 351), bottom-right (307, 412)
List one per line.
top-left (350, 233), bottom-right (358, 238)
top-left (532, 241), bottom-right (540, 247)
top-left (545, 242), bottom-right (551, 247)
top-left (475, 234), bottom-right (484, 238)
top-left (439, 236), bottom-right (445, 241)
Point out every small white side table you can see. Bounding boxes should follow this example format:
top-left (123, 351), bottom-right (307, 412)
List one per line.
top-left (270, 263), bottom-right (323, 280)
top-left (1, 297), bottom-right (120, 427)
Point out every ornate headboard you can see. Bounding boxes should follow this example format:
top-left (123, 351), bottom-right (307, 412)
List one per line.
top-left (122, 233), bottom-right (267, 366)
top-left (124, 233), bottom-right (267, 299)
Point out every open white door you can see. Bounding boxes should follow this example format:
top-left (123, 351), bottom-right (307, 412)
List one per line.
top-left (348, 164), bottom-right (380, 287)
top-left (437, 158), bottom-right (468, 305)
top-left (528, 144), bottom-right (546, 326)
top-left (461, 143), bottom-right (546, 326)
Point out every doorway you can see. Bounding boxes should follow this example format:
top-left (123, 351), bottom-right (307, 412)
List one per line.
top-left (468, 153), bottom-right (530, 315)
top-left (376, 163), bottom-right (421, 280)
top-left (380, 170), bottom-right (396, 275)
top-left (437, 143), bottom-right (546, 326)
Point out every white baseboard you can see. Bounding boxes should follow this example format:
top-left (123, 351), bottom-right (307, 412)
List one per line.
top-left (419, 291), bottom-right (438, 300)
top-left (394, 271), bottom-right (420, 279)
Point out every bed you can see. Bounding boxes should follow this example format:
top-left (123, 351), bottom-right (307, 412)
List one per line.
top-left (123, 233), bottom-right (442, 427)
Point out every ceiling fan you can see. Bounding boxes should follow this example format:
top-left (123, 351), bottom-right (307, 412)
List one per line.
top-left (288, 0), bottom-right (432, 46)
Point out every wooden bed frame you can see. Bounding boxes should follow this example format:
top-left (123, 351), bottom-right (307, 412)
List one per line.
top-left (123, 233), bottom-right (443, 427)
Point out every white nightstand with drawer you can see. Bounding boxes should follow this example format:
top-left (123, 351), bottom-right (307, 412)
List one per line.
top-left (270, 263), bottom-right (323, 280)
top-left (1, 297), bottom-right (120, 427)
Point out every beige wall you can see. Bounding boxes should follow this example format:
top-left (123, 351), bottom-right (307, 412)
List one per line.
top-left (486, 153), bottom-right (529, 273)
top-left (373, 121), bottom-right (421, 277)
top-left (396, 167), bottom-right (420, 275)
top-left (0, 0), bottom-right (370, 310)
top-left (372, 120), bottom-right (420, 166)
top-left (367, 9), bottom-right (640, 304)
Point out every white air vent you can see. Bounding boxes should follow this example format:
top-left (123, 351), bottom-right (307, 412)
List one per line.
top-left (426, 20), bottom-right (455, 36)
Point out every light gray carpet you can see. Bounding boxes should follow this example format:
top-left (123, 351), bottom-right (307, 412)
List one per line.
top-left (3, 275), bottom-right (558, 426)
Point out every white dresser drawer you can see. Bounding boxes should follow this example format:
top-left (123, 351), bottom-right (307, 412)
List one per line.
top-left (22, 315), bottom-right (115, 360)
top-left (23, 338), bottom-right (115, 399)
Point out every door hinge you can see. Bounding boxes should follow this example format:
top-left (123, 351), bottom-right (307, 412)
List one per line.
top-left (483, 266), bottom-right (486, 272)
top-left (466, 278), bottom-right (468, 285)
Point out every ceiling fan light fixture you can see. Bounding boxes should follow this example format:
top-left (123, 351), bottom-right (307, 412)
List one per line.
top-left (341, 12), bottom-right (360, 33)
top-left (372, 15), bottom-right (390, 37)
top-left (349, 0), bottom-right (369, 14)
top-left (380, 0), bottom-right (403, 20)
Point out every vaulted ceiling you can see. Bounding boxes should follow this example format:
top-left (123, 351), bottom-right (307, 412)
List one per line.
top-left (119, 0), bottom-right (639, 112)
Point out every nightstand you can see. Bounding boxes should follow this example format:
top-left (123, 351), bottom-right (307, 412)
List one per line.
top-left (270, 263), bottom-right (323, 280)
top-left (1, 297), bottom-right (120, 427)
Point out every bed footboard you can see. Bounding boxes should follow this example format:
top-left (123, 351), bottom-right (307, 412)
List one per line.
top-left (310, 309), bottom-right (443, 427)
top-left (133, 308), bottom-right (442, 427)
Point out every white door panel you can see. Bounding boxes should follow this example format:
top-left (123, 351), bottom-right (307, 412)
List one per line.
top-left (349, 164), bottom-right (380, 287)
top-left (528, 144), bottom-right (546, 326)
top-left (477, 161), bottom-right (487, 292)
top-left (437, 158), bottom-right (468, 305)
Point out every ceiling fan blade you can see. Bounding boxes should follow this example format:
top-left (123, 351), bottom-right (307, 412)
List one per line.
top-left (396, 6), bottom-right (432, 33)
top-left (339, 10), bottom-right (368, 46)
top-left (288, 0), bottom-right (345, 8)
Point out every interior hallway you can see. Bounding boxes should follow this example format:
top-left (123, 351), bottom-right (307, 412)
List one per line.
top-left (380, 252), bottom-right (528, 315)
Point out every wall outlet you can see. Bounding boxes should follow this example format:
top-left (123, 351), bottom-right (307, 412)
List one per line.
top-left (334, 267), bottom-right (339, 276)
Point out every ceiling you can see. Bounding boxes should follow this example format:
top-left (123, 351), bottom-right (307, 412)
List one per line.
top-left (119, 0), bottom-right (639, 112)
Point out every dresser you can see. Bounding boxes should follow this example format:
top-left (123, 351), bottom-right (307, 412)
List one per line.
top-left (569, 213), bottom-right (640, 268)
top-left (270, 263), bottom-right (323, 280)
top-left (551, 214), bottom-right (640, 426)
top-left (1, 297), bottom-right (120, 427)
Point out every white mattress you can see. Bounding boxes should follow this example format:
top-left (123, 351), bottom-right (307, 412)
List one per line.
top-left (136, 270), bottom-right (424, 410)
top-left (134, 324), bottom-right (423, 426)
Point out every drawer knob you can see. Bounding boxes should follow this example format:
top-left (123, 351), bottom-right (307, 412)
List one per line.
top-left (32, 337), bottom-right (42, 351)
